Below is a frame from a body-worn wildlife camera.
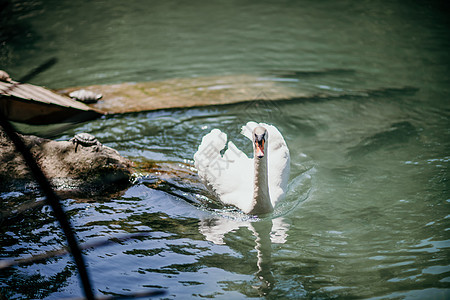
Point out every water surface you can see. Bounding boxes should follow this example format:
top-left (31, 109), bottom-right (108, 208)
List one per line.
top-left (1, 1), bottom-right (449, 299)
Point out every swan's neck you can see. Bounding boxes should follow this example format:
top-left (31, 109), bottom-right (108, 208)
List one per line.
top-left (250, 154), bottom-right (273, 215)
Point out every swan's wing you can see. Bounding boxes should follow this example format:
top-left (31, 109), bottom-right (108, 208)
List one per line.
top-left (194, 129), bottom-right (253, 211)
top-left (219, 141), bottom-right (254, 211)
top-left (241, 121), bottom-right (259, 141)
top-left (194, 129), bottom-right (227, 181)
top-left (223, 140), bottom-right (247, 161)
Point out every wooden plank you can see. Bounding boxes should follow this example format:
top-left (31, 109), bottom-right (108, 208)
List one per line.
top-left (0, 82), bottom-right (94, 110)
top-left (0, 81), bottom-right (104, 124)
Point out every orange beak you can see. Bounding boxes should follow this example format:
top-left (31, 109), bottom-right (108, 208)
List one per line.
top-left (255, 140), bottom-right (265, 158)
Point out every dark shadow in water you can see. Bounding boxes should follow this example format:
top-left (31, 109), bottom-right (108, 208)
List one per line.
top-left (347, 121), bottom-right (418, 159)
top-left (0, 265), bottom-right (74, 299)
top-left (0, 191), bottom-right (74, 298)
top-left (291, 86), bottom-right (420, 103)
top-left (268, 68), bottom-right (357, 79)
top-left (0, 0), bottom-right (42, 65)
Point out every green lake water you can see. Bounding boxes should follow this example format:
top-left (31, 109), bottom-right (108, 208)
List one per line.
top-left (1, 0), bottom-right (449, 299)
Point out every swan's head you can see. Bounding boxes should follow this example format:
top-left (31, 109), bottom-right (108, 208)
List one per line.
top-left (253, 126), bottom-right (268, 159)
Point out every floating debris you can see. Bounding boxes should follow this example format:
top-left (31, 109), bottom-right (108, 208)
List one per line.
top-left (69, 89), bottom-right (103, 103)
top-left (0, 70), bottom-right (12, 83)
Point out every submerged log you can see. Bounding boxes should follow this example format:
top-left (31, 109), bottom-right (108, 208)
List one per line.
top-left (59, 74), bottom-right (301, 114)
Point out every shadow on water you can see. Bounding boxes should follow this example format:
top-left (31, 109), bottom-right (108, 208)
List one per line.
top-left (0, 190), bottom-right (75, 298)
top-left (347, 121), bottom-right (419, 159)
top-left (0, 0), bottom-right (42, 66)
top-left (267, 68), bottom-right (357, 79)
top-left (288, 86), bottom-right (420, 103)
top-left (1, 265), bottom-right (74, 299)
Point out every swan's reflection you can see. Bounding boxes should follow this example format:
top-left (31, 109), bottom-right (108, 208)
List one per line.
top-left (199, 216), bottom-right (288, 245)
top-left (199, 216), bottom-right (289, 295)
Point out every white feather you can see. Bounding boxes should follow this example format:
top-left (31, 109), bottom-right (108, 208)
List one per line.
top-left (194, 122), bottom-right (290, 214)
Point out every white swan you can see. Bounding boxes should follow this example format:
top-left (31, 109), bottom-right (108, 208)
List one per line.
top-left (194, 122), bottom-right (290, 215)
